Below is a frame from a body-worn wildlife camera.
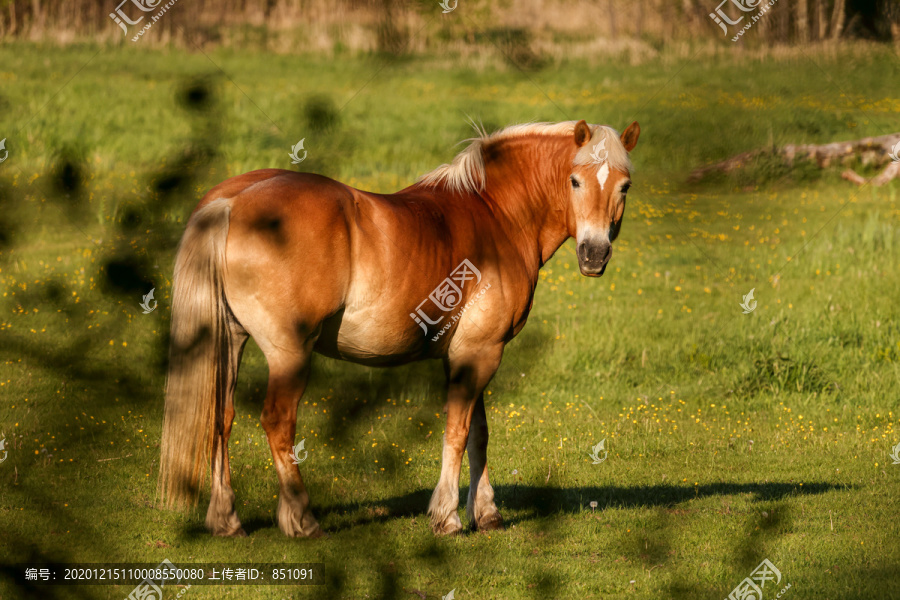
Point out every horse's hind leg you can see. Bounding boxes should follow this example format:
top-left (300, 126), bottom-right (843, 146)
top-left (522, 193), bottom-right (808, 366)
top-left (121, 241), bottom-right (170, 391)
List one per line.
top-left (206, 322), bottom-right (248, 537)
top-left (466, 393), bottom-right (503, 531)
top-left (260, 347), bottom-right (323, 538)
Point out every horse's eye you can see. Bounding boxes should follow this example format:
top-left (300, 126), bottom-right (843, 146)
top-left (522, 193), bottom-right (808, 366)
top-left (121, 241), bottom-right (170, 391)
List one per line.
top-left (570, 176), bottom-right (580, 189)
top-left (621, 183), bottom-right (631, 195)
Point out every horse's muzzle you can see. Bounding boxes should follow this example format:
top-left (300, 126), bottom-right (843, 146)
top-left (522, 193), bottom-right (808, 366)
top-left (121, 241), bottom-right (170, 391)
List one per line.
top-left (577, 240), bottom-right (612, 277)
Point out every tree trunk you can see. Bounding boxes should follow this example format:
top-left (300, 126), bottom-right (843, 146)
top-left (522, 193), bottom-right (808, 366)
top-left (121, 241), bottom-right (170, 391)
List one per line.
top-left (796, 0), bottom-right (809, 42)
top-left (777, 8), bottom-right (791, 44)
top-left (816, 0), bottom-right (828, 40)
top-left (635, 0), bottom-right (643, 39)
top-left (831, 0), bottom-right (846, 39)
top-left (30, 0), bottom-right (43, 34)
top-left (607, 0), bottom-right (616, 39)
top-left (664, 1), bottom-right (674, 41)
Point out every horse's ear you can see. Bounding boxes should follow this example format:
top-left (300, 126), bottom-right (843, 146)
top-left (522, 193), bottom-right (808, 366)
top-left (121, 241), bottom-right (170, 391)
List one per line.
top-left (573, 120), bottom-right (592, 147)
top-left (621, 121), bottom-right (640, 152)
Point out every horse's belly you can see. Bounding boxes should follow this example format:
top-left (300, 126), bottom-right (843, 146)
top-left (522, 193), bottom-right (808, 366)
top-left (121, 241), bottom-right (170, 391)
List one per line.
top-left (315, 309), bottom-right (425, 365)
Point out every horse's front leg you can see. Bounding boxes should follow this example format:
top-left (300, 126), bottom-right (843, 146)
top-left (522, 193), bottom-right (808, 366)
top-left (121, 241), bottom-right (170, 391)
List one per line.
top-left (429, 345), bottom-right (503, 535)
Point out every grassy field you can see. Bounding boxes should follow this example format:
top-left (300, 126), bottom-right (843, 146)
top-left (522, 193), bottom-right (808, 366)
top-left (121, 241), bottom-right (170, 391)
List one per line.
top-left (1, 41), bottom-right (899, 599)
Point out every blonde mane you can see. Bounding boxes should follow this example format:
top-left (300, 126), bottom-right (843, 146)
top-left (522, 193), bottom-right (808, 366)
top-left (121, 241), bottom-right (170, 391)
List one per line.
top-left (418, 121), bottom-right (633, 195)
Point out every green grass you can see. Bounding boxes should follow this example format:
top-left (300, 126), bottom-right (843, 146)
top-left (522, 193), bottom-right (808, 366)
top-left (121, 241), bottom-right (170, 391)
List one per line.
top-left (1, 41), bottom-right (899, 599)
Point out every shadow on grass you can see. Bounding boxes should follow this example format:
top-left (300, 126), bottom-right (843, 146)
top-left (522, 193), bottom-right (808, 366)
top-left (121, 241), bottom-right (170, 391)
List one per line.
top-left (175, 480), bottom-right (844, 537)
top-left (495, 481), bottom-right (844, 523)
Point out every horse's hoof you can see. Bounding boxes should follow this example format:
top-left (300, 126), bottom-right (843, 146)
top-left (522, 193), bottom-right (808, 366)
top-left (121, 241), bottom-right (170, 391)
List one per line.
top-left (477, 513), bottom-right (504, 532)
top-left (433, 524), bottom-right (464, 536)
top-left (432, 515), bottom-right (464, 536)
top-left (211, 525), bottom-right (247, 538)
top-left (279, 516), bottom-right (325, 538)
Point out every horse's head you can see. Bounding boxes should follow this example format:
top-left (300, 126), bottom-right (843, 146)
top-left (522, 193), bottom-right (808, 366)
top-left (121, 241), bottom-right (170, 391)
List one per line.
top-left (567, 120), bottom-right (640, 277)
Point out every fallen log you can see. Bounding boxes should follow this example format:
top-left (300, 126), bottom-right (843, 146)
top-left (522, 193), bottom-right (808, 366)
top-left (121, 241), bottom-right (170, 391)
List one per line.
top-left (842, 161), bottom-right (900, 187)
top-left (689, 132), bottom-right (900, 185)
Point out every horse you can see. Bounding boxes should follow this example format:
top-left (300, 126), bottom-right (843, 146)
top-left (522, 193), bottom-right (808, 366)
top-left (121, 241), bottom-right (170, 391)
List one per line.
top-left (157, 119), bottom-right (640, 537)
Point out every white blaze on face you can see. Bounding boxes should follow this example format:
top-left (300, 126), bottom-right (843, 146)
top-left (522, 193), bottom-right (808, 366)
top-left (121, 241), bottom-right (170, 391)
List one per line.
top-left (597, 162), bottom-right (610, 191)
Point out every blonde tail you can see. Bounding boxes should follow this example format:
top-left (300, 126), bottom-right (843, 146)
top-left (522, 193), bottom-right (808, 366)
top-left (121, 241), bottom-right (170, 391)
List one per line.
top-left (157, 198), bottom-right (233, 509)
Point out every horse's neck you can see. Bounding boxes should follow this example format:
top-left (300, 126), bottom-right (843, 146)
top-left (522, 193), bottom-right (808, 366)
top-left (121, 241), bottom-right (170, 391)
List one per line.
top-left (481, 163), bottom-right (571, 277)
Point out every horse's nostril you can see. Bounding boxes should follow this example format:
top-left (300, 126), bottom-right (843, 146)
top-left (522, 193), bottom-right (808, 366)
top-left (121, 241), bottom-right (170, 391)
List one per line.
top-left (577, 242), bottom-right (589, 261)
top-left (578, 240), bottom-right (611, 269)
